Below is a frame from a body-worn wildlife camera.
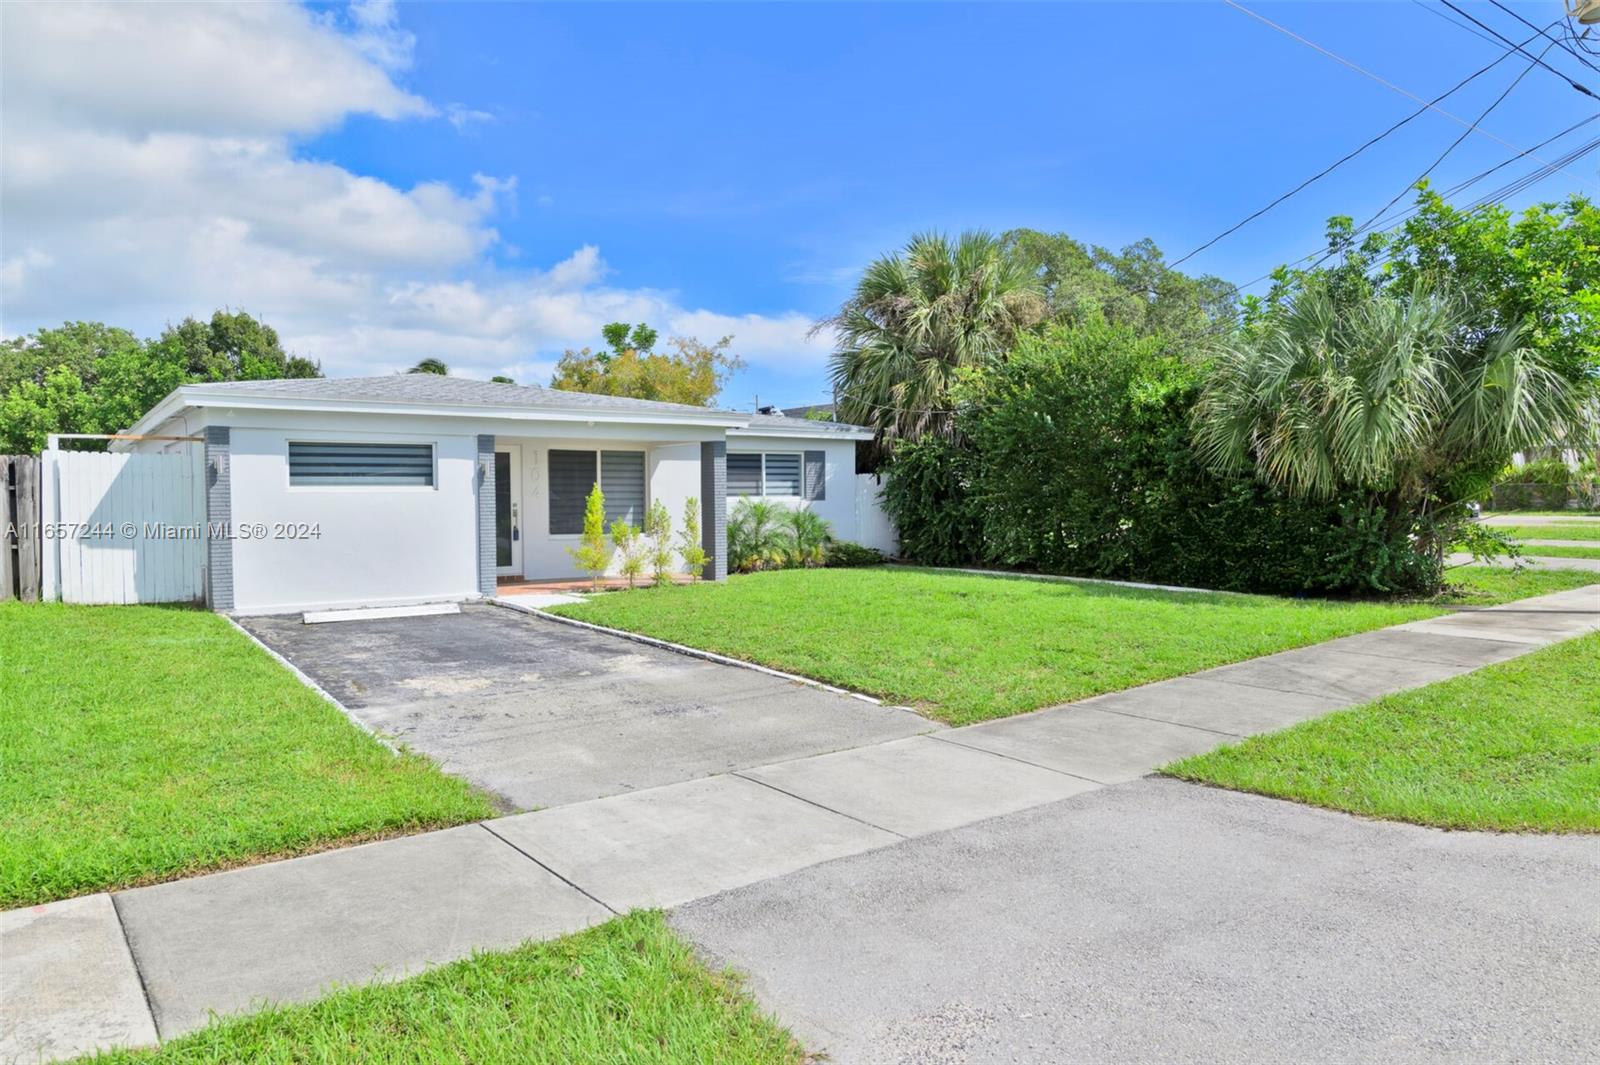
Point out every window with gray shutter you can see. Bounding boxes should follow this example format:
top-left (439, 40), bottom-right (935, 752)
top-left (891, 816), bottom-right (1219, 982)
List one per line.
top-left (288, 442), bottom-right (433, 486)
top-left (548, 449), bottom-right (597, 534)
top-left (601, 450), bottom-right (645, 527)
top-left (727, 453), bottom-right (762, 496)
top-left (763, 452), bottom-right (802, 496)
top-left (804, 450), bottom-right (826, 501)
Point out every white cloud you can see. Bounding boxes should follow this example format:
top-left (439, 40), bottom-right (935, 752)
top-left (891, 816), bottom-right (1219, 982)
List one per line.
top-left (0, 0), bottom-right (827, 387)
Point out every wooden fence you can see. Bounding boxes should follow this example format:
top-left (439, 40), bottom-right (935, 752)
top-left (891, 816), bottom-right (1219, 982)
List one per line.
top-left (3, 455), bottom-right (42, 601)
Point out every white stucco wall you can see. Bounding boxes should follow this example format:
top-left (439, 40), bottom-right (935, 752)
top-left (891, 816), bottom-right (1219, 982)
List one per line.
top-left (224, 415), bottom-right (479, 614)
top-left (724, 434), bottom-right (863, 541)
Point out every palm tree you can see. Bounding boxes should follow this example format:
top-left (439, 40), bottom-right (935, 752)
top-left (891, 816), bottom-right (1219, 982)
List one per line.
top-left (408, 358), bottom-right (449, 375)
top-left (727, 499), bottom-right (793, 572)
top-left (783, 507), bottom-right (833, 566)
top-left (1194, 280), bottom-right (1588, 559)
top-left (819, 231), bottom-right (1045, 443)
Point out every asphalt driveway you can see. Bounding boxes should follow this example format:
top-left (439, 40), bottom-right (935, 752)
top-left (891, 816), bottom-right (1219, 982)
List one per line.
top-left (240, 604), bottom-right (933, 810)
top-left (674, 778), bottom-right (1600, 1064)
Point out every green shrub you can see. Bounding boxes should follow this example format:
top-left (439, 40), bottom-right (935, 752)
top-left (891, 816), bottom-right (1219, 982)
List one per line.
top-left (824, 540), bottom-right (884, 567)
top-left (1502, 457), bottom-right (1573, 486)
top-left (884, 317), bottom-right (1450, 595)
top-left (783, 508), bottom-right (833, 567)
top-left (727, 499), bottom-right (793, 572)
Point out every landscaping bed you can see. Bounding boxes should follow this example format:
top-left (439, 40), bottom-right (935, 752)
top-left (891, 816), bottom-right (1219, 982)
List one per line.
top-left (550, 567), bottom-right (1446, 726)
top-left (86, 911), bottom-right (802, 1065)
top-left (0, 603), bottom-right (493, 908)
top-left (1165, 632), bottom-right (1600, 833)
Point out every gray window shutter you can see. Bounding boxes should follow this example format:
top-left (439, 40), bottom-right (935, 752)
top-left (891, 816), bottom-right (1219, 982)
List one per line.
top-left (600, 450), bottom-right (646, 527)
top-left (804, 450), bottom-right (826, 501)
top-left (548, 449), bottom-right (597, 535)
top-left (727, 453), bottom-right (762, 496)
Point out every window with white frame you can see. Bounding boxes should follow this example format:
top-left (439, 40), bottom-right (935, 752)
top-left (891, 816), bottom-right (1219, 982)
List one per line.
top-left (548, 448), bottom-right (646, 534)
top-left (727, 451), bottom-right (802, 497)
top-left (288, 441), bottom-right (434, 486)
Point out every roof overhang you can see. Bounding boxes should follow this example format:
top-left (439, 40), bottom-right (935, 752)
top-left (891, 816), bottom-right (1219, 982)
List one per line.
top-left (728, 424), bottom-right (874, 442)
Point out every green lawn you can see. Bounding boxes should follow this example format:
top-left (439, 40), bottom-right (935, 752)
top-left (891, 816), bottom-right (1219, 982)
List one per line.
top-left (1165, 632), bottom-right (1600, 833)
top-left (552, 567), bottom-right (1445, 726)
top-left (1440, 565), bottom-right (1600, 602)
top-left (1518, 544), bottom-right (1600, 560)
top-left (87, 911), bottom-right (802, 1065)
top-left (1495, 522), bottom-right (1600, 542)
top-left (0, 603), bottom-right (493, 908)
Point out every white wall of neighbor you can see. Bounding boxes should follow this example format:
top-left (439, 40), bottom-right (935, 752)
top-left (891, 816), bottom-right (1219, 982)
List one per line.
top-left (853, 473), bottom-right (899, 555)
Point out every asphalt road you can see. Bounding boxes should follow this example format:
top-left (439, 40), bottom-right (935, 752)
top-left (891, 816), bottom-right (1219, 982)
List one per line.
top-left (674, 778), bottom-right (1600, 1064)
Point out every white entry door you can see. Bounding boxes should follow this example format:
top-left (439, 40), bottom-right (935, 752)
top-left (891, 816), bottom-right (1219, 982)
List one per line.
top-left (494, 447), bottom-right (523, 576)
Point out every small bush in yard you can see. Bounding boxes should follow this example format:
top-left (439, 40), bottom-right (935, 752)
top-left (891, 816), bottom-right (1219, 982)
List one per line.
top-left (825, 540), bottom-right (884, 567)
top-left (610, 520), bottom-right (647, 588)
top-left (727, 499), bottom-right (793, 572)
top-left (679, 496), bottom-right (708, 580)
top-left (567, 484), bottom-right (611, 588)
top-left (644, 499), bottom-right (675, 585)
top-left (784, 508), bottom-right (832, 566)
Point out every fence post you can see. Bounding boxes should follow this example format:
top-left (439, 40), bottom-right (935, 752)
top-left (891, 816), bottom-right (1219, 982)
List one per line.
top-left (2, 456), bottom-right (42, 602)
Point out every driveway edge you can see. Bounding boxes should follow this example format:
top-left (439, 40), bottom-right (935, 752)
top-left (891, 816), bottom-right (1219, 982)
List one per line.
top-left (490, 597), bottom-right (926, 719)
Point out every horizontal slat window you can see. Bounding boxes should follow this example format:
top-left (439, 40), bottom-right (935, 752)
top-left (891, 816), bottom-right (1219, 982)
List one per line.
top-left (601, 451), bottom-right (646, 527)
top-left (288, 442), bottom-right (433, 486)
top-left (763, 452), bottom-right (802, 496)
top-left (727, 453), bottom-right (762, 496)
top-left (548, 449), bottom-right (597, 535)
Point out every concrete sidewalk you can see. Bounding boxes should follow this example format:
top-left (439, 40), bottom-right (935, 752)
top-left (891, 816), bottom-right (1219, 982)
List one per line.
top-left (4, 584), bottom-right (1597, 1062)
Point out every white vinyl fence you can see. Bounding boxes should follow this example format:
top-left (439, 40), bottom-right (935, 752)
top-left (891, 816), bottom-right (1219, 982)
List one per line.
top-left (40, 447), bottom-right (206, 604)
top-left (853, 473), bottom-right (899, 556)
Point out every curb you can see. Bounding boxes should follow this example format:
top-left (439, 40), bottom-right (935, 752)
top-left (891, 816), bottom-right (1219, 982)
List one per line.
top-left (490, 597), bottom-right (925, 719)
top-left (223, 616), bottom-right (404, 756)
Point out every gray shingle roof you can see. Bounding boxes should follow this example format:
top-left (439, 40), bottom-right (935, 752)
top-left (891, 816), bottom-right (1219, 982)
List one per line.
top-left (184, 374), bottom-right (744, 417)
top-left (177, 375), bottom-right (873, 433)
top-left (738, 411), bottom-right (867, 435)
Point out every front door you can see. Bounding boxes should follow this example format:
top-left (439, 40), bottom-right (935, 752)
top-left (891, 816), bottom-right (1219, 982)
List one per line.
top-left (495, 448), bottom-right (522, 576)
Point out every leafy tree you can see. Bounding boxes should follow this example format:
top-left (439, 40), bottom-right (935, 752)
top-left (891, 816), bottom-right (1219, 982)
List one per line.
top-left (822, 231), bottom-right (1046, 443)
top-left (644, 499), bottom-right (675, 585)
top-left (679, 496), bottom-right (708, 580)
top-left (0, 311), bottom-right (318, 453)
top-left (1195, 280), bottom-right (1589, 575)
top-left (550, 323), bottom-right (742, 406)
top-left (490, 374), bottom-right (515, 384)
top-left (610, 519), bottom-right (647, 589)
top-left (1257, 187), bottom-right (1600, 390)
top-left (149, 311), bottom-right (319, 381)
top-left (408, 358), bottom-right (449, 375)
top-left (566, 484), bottom-right (610, 588)
top-left (1000, 230), bottom-right (1234, 342)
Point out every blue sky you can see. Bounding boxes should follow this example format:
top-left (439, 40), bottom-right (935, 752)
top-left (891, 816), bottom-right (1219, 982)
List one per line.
top-left (4, 1), bottom-right (1595, 410)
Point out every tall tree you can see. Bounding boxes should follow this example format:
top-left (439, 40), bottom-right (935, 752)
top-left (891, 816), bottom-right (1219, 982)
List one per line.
top-left (821, 231), bottom-right (1046, 442)
top-left (148, 310), bottom-right (320, 381)
top-left (1000, 230), bottom-right (1234, 341)
top-left (0, 310), bottom-right (320, 453)
top-left (549, 323), bottom-right (743, 406)
top-left (408, 358), bottom-right (450, 375)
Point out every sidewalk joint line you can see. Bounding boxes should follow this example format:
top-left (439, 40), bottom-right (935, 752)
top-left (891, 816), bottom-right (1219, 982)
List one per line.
top-left (475, 822), bottom-right (620, 916)
top-left (1063, 702), bottom-right (1250, 739)
top-left (108, 891), bottom-right (160, 1042)
top-left (730, 772), bottom-right (910, 839)
top-left (926, 731), bottom-right (1108, 785)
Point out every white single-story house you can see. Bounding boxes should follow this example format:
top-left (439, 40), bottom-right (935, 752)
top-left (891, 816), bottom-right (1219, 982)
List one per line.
top-left (118, 375), bottom-right (882, 615)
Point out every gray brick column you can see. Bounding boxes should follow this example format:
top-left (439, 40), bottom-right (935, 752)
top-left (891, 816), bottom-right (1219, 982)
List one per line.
top-left (204, 425), bottom-right (233, 611)
top-left (476, 435), bottom-right (496, 595)
top-left (700, 440), bottom-right (727, 581)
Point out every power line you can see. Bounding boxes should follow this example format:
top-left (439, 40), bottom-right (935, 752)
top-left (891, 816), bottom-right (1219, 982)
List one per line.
top-left (1175, 4), bottom-right (1584, 267)
top-left (1488, 0), bottom-right (1600, 74)
top-left (1436, 0), bottom-right (1600, 98)
top-left (1222, 0), bottom-right (1596, 193)
top-left (1343, 38), bottom-right (1558, 256)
